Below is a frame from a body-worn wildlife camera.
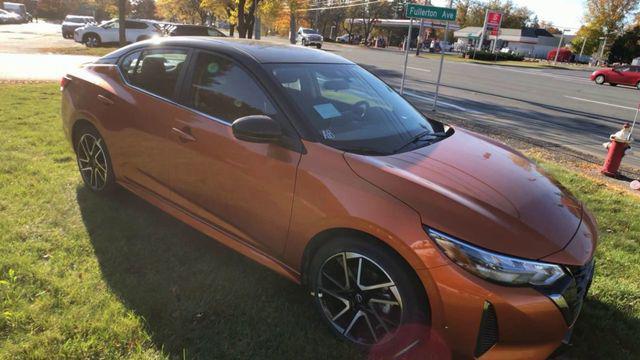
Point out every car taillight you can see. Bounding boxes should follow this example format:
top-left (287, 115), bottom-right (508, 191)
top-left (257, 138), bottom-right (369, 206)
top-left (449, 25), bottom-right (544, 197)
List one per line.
top-left (60, 75), bottom-right (71, 91)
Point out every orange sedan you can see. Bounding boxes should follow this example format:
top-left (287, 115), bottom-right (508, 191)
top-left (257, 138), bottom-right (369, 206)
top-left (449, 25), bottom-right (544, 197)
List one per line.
top-left (61, 38), bottom-right (596, 359)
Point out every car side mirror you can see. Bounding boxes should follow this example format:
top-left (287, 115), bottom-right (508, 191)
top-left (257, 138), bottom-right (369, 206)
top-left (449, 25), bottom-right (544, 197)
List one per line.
top-left (232, 115), bottom-right (282, 144)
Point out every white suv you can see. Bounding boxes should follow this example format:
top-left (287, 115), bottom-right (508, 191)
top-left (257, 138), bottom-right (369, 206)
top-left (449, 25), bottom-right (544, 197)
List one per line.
top-left (74, 19), bottom-right (162, 47)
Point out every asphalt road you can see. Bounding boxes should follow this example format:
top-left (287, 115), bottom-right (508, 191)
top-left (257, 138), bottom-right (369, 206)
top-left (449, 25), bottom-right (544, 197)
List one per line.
top-left (1, 22), bottom-right (638, 170)
top-left (321, 43), bottom-right (640, 170)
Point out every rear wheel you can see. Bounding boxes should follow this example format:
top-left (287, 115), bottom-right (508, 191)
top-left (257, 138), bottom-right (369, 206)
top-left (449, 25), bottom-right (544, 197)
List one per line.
top-left (636, 81), bottom-right (640, 90)
top-left (316, 44), bottom-right (322, 49)
top-left (595, 74), bottom-right (605, 85)
top-left (609, 83), bottom-right (617, 86)
top-left (309, 237), bottom-right (429, 356)
top-left (74, 124), bottom-right (115, 193)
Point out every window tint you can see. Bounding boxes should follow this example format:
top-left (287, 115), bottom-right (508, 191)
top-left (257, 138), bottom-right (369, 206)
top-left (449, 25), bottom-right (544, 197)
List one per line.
top-left (120, 51), bottom-right (142, 82)
top-left (188, 52), bottom-right (276, 123)
top-left (126, 20), bottom-right (147, 29)
top-left (126, 49), bottom-right (188, 100)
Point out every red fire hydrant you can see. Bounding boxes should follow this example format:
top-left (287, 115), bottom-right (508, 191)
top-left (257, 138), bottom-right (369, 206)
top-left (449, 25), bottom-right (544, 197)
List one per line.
top-left (602, 123), bottom-right (633, 177)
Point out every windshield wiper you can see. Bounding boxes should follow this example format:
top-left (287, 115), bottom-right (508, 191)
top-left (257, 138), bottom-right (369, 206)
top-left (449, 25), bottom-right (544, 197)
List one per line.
top-left (339, 146), bottom-right (388, 156)
top-left (391, 131), bottom-right (448, 154)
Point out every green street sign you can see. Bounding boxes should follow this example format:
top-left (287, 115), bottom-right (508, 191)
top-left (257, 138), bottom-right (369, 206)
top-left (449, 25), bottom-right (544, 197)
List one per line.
top-left (406, 4), bottom-right (457, 21)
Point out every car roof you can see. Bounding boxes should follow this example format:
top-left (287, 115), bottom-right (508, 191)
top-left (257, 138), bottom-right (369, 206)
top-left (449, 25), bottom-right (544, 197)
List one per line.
top-left (104, 37), bottom-right (353, 64)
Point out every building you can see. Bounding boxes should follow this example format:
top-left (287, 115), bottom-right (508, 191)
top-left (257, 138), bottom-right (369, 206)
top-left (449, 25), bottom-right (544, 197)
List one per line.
top-left (454, 26), bottom-right (572, 59)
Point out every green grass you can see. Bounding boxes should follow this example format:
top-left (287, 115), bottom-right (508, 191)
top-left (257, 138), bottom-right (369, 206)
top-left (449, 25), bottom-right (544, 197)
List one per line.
top-left (0, 83), bottom-right (638, 359)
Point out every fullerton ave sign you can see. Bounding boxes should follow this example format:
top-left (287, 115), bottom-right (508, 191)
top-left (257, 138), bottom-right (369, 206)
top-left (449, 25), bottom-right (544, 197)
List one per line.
top-left (406, 4), bottom-right (457, 21)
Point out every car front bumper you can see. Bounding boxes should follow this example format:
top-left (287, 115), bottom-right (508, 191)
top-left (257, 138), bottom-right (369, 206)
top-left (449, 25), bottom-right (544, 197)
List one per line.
top-left (416, 260), bottom-right (594, 359)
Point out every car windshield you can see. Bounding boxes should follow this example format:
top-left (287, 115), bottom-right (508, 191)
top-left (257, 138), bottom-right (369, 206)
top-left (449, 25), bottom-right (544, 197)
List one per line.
top-left (268, 63), bottom-right (446, 155)
top-left (302, 29), bottom-right (318, 34)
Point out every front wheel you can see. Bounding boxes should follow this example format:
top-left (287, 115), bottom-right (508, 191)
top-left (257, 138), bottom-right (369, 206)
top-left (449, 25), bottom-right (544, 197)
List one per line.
top-left (309, 237), bottom-right (429, 355)
top-left (75, 124), bottom-right (115, 193)
top-left (636, 81), bottom-right (640, 90)
top-left (595, 74), bottom-right (605, 85)
top-left (302, 38), bottom-right (307, 46)
top-left (84, 33), bottom-right (101, 48)
top-left (316, 44), bottom-right (322, 49)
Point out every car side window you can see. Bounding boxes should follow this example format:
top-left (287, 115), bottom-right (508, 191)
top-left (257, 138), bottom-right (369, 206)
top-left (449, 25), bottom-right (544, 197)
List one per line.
top-left (126, 21), bottom-right (147, 29)
top-left (120, 51), bottom-right (142, 82)
top-left (187, 52), bottom-right (277, 123)
top-left (126, 49), bottom-right (188, 100)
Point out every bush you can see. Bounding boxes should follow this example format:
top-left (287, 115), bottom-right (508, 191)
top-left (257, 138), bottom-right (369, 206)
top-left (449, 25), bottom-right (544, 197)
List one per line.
top-left (464, 50), bottom-right (524, 61)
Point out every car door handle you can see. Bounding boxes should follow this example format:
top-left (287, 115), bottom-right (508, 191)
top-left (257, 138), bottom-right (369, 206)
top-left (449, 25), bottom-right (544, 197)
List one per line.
top-left (171, 127), bottom-right (196, 142)
top-left (97, 94), bottom-right (114, 105)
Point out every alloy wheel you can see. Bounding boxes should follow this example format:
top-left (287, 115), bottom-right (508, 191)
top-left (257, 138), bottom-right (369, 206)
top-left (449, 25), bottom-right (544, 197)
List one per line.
top-left (86, 35), bottom-right (98, 47)
top-left (76, 133), bottom-right (108, 191)
top-left (316, 252), bottom-right (403, 346)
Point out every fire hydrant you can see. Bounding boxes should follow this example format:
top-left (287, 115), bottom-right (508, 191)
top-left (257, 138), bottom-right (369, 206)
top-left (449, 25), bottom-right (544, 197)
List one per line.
top-left (602, 123), bottom-right (633, 177)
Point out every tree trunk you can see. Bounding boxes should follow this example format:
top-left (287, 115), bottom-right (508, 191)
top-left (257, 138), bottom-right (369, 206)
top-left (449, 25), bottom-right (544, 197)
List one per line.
top-left (229, 24), bottom-right (235, 37)
top-left (237, 0), bottom-right (247, 38)
top-left (289, 11), bottom-right (296, 44)
top-left (118, 0), bottom-right (126, 46)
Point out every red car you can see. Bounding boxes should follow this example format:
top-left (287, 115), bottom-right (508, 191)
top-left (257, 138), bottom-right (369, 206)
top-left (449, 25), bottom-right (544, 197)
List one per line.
top-left (590, 65), bottom-right (640, 88)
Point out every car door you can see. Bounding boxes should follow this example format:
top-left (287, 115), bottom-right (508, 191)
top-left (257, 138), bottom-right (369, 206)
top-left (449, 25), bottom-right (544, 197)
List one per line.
top-left (125, 20), bottom-right (147, 42)
top-left (111, 47), bottom-right (191, 198)
top-left (100, 21), bottom-right (119, 43)
top-left (166, 50), bottom-right (302, 255)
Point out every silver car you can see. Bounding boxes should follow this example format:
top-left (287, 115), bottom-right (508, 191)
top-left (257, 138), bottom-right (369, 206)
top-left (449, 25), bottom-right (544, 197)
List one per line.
top-left (297, 27), bottom-right (323, 49)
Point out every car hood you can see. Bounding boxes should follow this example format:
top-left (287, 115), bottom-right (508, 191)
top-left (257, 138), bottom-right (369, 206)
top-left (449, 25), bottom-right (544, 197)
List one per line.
top-left (344, 128), bottom-right (586, 262)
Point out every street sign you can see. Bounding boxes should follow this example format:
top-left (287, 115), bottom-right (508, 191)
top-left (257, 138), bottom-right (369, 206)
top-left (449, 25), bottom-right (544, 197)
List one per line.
top-left (486, 11), bottom-right (502, 28)
top-left (406, 4), bottom-right (457, 21)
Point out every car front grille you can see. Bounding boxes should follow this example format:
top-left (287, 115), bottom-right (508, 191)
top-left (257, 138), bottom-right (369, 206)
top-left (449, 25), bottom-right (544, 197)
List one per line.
top-left (563, 259), bottom-right (595, 324)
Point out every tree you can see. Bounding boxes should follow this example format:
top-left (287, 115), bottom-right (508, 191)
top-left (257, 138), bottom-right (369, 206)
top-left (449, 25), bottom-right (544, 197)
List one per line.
top-left (156, 0), bottom-right (207, 24)
top-left (608, 26), bottom-right (640, 63)
top-left (130, 0), bottom-right (157, 19)
top-left (571, 0), bottom-right (639, 59)
top-left (454, 0), bottom-right (533, 29)
top-left (236, 0), bottom-right (261, 38)
top-left (360, 1), bottom-right (393, 42)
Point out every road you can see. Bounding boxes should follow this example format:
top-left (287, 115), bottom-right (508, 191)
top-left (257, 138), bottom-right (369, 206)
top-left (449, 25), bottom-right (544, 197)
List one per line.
top-left (1, 22), bottom-right (638, 170)
top-left (321, 43), bottom-right (639, 170)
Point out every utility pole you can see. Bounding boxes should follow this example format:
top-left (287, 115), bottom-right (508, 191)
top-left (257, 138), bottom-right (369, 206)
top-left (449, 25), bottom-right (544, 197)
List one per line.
top-left (598, 35), bottom-right (607, 66)
top-left (579, 37), bottom-right (587, 58)
top-left (416, 19), bottom-right (424, 55)
top-left (289, 10), bottom-right (296, 44)
top-left (400, 18), bottom-right (414, 95)
top-left (118, 0), bottom-right (126, 47)
top-left (553, 29), bottom-right (567, 65)
top-left (432, 0), bottom-right (452, 111)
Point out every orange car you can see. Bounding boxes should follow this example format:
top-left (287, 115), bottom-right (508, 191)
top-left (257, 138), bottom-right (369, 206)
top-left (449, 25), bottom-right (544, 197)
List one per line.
top-left (61, 38), bottom-right (596, 359)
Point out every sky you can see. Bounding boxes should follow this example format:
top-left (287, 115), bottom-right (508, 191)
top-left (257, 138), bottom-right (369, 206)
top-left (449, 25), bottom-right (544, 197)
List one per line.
top-left (431, 0), bottom-right (586, 34)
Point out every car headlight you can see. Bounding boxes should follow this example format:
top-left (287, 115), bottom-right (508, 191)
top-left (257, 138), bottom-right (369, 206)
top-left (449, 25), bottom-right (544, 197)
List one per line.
top-left (426, 228), bottom-right (566, 286)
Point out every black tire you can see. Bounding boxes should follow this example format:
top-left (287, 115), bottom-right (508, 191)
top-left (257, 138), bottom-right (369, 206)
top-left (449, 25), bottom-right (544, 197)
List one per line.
top-left (609, 83), bottom-right (617, 86)
top-left (84, 33), bottom-right (101, 48)
top-left (316, 44), bottom-right (322, 49)
top-left (636, 81), bottom-right (640, 90)
top-left (595, 74), bottom-right (605, 85)
top-left (302, 38), bottom-right (307, 46)
top-left (74, 123), bottom-right (116, 193)
top-left (309, 237), bottom-right (429, 356)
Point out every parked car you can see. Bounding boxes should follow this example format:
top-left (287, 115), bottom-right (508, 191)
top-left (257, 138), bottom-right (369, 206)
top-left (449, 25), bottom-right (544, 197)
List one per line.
top-left (336, 34), bottom-right (350, 43)
top-left (296, 27), bottom-right (323, 49)
top-left (0, 8), bottom-right (22, 24)
top-left (167, 24), bottom-right (225, 37)
top-left (74, 19), bottom-right (162, 47)
top-left (62, 15), bottom-right (95, 39)
top-left (1, 2), bottom-right (27, 23)
top-left (547, 48), bottom-right (573, 63)
top-left (590, 65), bottom-right (640, 89)
top-left (61, 38), bottom-right (596, 359)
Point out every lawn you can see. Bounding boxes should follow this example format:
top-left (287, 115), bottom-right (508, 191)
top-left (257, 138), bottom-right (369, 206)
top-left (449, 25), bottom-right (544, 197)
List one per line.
top-left (0, 83), bottom-right (638, 359)
top-left (415, 52), bottom-right (591, 70)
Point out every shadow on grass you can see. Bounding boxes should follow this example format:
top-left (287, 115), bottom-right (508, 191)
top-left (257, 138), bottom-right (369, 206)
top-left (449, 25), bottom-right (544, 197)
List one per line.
top-left (564, 298), bottom-right (640, 359)
top-left (75, 186), bottom-right (361, 360)
top-left (75, 186), bottom-right (639, 359)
